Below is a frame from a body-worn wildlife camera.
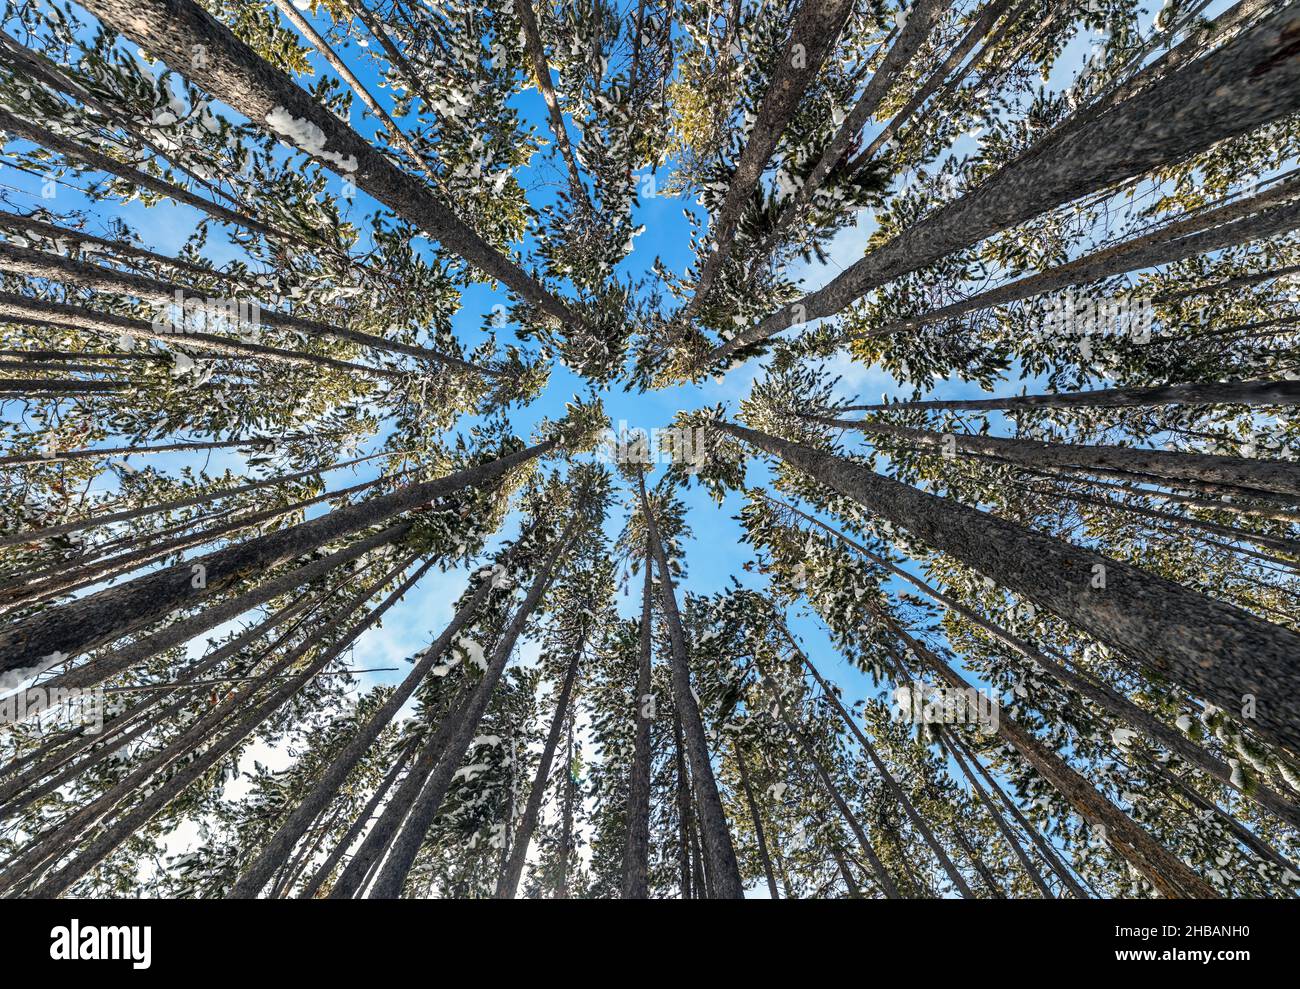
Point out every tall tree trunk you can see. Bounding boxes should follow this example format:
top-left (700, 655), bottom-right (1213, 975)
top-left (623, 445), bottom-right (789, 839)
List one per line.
top-left (708, 3), bottom-right (1300, 363)
top-left (76, 0), bottom-right (585, 327)
top-left (822, 416), bottom-right (1300, 500)
top-left (17, 555), bottom-right (431, 897)
top-left (764, 495), bottom-right (1300, 828)
top-left (679, 0), bottom-right (857, 321)
top-left (230, 542), bottom-right (519, 896)
top-left (672, 710), bottom-right (694, 899)
top-left (0, 438), bottom-right (555, 679)
top-left (837, 378), bottom-right (1300, 414)
top-left (735, 741), bottom-right (780, 899)
top-left (636, 473), bottom-right (744, 897)
top-left (764, 675), bottom-right (900, 898)
top-left (0, 241), bottom-right (486, 373)
top-left (360, 520), bottom-right (582, 898)
top-left (556, 720), bottom-right (576, 899)
top-left (619, 538), bottom-right (655, 898)
top-left (300, 746), bottom-right (413, 898)
top-left (495, 643), bottom-right (582, 898)
top-left (787, 631), bottom-right (975, 896)
top-left (719, 421), bottom-right (1300, 756)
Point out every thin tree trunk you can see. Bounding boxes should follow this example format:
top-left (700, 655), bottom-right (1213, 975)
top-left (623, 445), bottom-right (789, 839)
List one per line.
top-left (788, 631), bottom-right (975, 896)
top-left (636, 473), bottom-right (744, 897)
top-left (619, 538), bottom-right (655, 898)
top-left (0, 241), bottom-right (486, 374)
top-left (495, 644), bottom-right (582, 898)
top-left (362, 519), bottom-right (582, 898)
top-left (300, 746), bottom-right (413, 898)
top-left (231, 539), bottom-right (520, 896)
top-left (673, 710), bottom-right (694, 899)
top-left (679, 0), bottom-right (857, 321)
top-left (735, 741), bottom-right (780, 899)
top-left (838, 378), bottom-right (1300, 414)
top-left (763, 673), bottom-right (901, 898)
top-left (14, 555), bottom-right (430, 897)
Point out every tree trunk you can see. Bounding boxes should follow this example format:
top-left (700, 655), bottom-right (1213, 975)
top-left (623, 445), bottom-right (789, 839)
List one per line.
top-left (495, 643), bottom-right (582, 898)
top-left (824, 416), bottom-right (1300, 500)
top-left (680, 0), bottom-right (857, 321)
top-left (76, 0), bottom-right (584, 327)
top-left (0, 437), bottom-right (555, 679)
top-left (619, 538), bottom-right (655, 898)
top-left (765, 495), bottom-right (1300, 829)
top-left (636, 473), bottom-right (745, 897)
top-left (838, 378), bottom-right (1300, 414)
top-left (230, 542), bottom-right (518, 896)
top-left (708, 3), bottom-right (1300, 363)
top-left (719, 421), bottom-right (1300, 756)
top-left (16, 555), bottom-right (431, 897)
top-left (735, 741), bottom-right (780, 899)
top-left (361, 520), bottom-right (582, 898)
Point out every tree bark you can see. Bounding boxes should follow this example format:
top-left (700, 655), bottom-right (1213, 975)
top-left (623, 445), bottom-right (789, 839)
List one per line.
top-left (495, 642), bottom-right (581, 898)
top-left (720, 420), bottom-right (1300, 756)
top-left (619, 537), bottom-right (656, 898)
top-left (636, 473), bottom-right (745, 897)
top-left (708, 3), bottom-right (1300, 364)
top-left (361, 519), bottom-right (582, 898)
top-left (0, 436), bottom-right (554, 679)
top-left (76, 0), bottom-right (584, 327)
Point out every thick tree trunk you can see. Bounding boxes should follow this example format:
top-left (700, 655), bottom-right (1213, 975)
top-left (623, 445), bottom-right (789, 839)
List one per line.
top-left (720, 421), bottom-right (1300, 756)
top-left (0, 437), bottom-right (554, 679)
top-left (821, 416), bottom-right (1300, 500)
top-left (76, 0), bottom-right (583, 327)
top-left (708, 3), bottom-right (1300, 363)
top-left (44, 525), bottom-right (408, 692)
top-left (766, 495), bottom-right (1300, 829)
